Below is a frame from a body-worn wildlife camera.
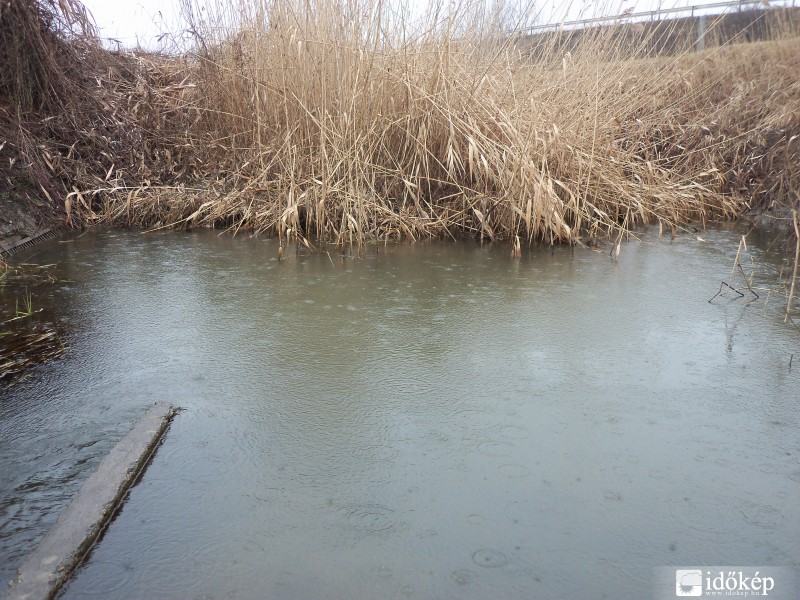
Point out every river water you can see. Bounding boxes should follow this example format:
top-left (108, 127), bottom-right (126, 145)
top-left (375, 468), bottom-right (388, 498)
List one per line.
top-left (1, 228), bottom-right (798, 599)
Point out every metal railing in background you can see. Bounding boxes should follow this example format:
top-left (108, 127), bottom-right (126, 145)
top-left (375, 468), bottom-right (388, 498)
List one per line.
top-left (522, 0), bottom-right (792, 34)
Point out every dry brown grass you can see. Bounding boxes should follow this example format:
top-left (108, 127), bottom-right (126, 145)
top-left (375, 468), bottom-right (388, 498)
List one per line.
top-left (84, 0), bottom-right (800, 248)
top-left (3, 0), bottom-right (799, 249)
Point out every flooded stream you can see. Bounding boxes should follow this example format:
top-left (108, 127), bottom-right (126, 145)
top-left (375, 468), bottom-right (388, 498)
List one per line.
top-left (1, 228), bottom-right (798, 599)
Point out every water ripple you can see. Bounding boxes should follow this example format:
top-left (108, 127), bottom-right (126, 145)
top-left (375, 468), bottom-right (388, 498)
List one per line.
top-left (471, 549), bottom-right (509, 568)
top-left (341, 504), bottom-right (397, 533)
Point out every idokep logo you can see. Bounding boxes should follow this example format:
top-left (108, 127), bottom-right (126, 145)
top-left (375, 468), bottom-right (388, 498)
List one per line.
top-left (656, 566), bottom-right (798, 600)
top-left (675, 568), bottom-right (776, 597)
top-left (676, 569), bottom-right (703, 596)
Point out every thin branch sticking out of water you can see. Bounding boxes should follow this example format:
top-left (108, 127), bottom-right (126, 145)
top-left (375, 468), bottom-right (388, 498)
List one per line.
top-left (708, 280), bottom-right (745, 303)
top-left (786, 210), bottom-right (799, 322)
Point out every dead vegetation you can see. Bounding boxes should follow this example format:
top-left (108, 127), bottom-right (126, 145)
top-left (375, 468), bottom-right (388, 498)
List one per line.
top-left (0, 257), bottom-right (65, 382)
top-left (1, 0), bottom-right (799, 249)
top-left (0, 0), bottom-right (796, 374)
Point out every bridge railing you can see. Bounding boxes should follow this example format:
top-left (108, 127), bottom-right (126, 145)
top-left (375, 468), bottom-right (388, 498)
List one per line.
top-left (521, 0), bottom-right (791, 34)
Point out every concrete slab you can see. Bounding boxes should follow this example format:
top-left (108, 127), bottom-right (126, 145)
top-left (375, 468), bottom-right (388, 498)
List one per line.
top-left (3, 402), bottom-right (176, 600)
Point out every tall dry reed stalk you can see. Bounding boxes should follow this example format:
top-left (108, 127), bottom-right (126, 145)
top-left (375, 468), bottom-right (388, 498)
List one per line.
top-left (787, 210), bottom-right (800, 321)
top-left (8, 0), bottom-right (797, 250)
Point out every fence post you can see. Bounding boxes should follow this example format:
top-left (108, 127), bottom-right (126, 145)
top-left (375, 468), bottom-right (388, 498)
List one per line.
top-left (696, 13), bottom-right (707, 50)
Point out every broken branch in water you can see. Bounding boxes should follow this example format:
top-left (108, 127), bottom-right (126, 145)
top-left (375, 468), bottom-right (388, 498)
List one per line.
top-left (708, 280), bottom-right (744, 303)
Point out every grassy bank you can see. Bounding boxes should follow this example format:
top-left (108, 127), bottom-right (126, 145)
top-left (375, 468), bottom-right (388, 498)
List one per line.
top-left (524, 7), bottom-right (800, 58)
top-left (1, 0), bottom-right (799, 248)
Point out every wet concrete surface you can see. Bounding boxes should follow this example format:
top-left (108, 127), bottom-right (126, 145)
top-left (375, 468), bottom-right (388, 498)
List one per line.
top-left (2, 402), bottom-right (174, 600)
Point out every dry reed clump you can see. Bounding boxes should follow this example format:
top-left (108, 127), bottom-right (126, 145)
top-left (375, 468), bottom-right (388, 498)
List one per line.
top-left (0, 0), bottom-right (95, 113)
top-left (0, 0), bottom-right (203, 231)
top-left (86, 0), bottom-right (799, 247)
top-left (3, 0), bottom-right (799, 249)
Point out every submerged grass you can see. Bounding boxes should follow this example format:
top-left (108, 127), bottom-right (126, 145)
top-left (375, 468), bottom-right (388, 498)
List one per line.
top-left (0, 258), bottom-right (65, 382)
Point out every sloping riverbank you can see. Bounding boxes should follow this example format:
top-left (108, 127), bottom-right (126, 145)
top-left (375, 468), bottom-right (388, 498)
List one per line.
top-left (1, 0), bottom-right (799, 249)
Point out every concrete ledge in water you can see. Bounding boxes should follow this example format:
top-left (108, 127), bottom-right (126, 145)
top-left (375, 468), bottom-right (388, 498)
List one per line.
top-left (3, 401), bottom-right (177, 600)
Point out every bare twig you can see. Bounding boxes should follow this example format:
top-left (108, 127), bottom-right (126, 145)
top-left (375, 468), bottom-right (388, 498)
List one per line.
top-left (786, 210), bottom-right (800, 322)
top-left (709, 280), bottom-right (745, 303)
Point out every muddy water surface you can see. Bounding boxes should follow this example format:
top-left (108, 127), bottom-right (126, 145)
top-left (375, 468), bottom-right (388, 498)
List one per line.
top-left (1, 228), bottom-right (798, 599)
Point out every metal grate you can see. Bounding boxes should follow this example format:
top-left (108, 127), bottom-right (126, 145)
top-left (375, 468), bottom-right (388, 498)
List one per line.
top-left (0, 227), bottom-right (66, 257)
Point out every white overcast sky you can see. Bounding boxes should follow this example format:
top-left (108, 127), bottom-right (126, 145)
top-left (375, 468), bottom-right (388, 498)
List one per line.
top-left (78, 0), bottom-right (780, 49)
